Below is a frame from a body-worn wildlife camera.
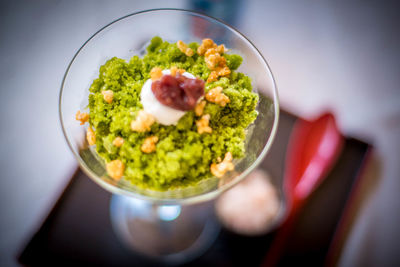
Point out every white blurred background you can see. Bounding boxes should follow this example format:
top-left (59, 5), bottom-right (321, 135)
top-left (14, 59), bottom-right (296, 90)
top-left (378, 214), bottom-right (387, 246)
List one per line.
top-left (1, 0), bottom-right (399, 266)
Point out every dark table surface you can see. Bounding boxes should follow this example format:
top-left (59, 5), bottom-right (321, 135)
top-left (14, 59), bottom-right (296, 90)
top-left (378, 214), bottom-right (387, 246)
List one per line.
top-left (18, 111), bottom-right (371, 266)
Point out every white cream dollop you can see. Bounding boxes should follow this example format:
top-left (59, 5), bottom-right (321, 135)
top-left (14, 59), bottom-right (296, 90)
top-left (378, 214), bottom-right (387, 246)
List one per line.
top-left (140, 70), bottom-right (196, 125)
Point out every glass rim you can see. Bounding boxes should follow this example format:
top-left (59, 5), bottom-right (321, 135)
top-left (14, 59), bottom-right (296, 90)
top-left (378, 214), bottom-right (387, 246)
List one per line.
top-left (59, 8), bottom-right (280, 205)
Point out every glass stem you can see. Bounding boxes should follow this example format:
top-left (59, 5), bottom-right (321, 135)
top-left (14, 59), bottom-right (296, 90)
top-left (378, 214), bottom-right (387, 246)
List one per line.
top-left (110, 194), bottom-right (220, 264)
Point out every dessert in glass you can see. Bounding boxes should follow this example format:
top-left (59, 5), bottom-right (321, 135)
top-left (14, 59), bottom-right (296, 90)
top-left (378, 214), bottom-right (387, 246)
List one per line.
top-left (59, 9), bottom-right (280, 263)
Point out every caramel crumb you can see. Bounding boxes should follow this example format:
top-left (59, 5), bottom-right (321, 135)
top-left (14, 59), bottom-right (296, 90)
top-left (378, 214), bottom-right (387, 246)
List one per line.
top-left (106, 159), bottom-right (125, 180)
top-left (198, 38), bottom-right (230, 83)
top-left (194, 100), bottom-right (206, 116)
top-left (131, 110), bottom-right (155, 132)
top-left (177, 40), bottom-right (194, 57)
top-left (150, 67), bottom-right (163, 81)
top-left (216, 65), bottom-right (231, 76)
top-left (211, 152), bottom-right (234, 178)
top-left (170, 66), bottom-right (186, 76)
top-left (112, 137), bottom-right (124, 147)
top-left (86, 127), bottom-right (96, 146)
top-left (76, 110), bottom-right (89, 125)
top-left (217, 44), bottom-right (227, 54)
top-left (205, 86), bottom-right (230, 107)
top-left (206, 66), bottom-right (231, 83)
top-left (101, 90), bottom-right (114, 104)
top-left (196, 114), bottom-right (212, 134)
top-left (170, 66), bottom-right (178, 76)
top-left (141, 136), bottom-right (159, 153)
top-left (197, 38), bottom-right (217, 56)
top-left (207, 71), bottom-right (219, 83)
top-left (204, 47), bottom-right (218, 58)
top-left (205, 52), bottom-right (222, 70)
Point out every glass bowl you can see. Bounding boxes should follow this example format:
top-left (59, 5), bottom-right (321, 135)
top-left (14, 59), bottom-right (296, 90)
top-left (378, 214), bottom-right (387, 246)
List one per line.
top-left (59, 8), bottom-right (279, 262)
top-left (59, 8), bottom-right (279, 205)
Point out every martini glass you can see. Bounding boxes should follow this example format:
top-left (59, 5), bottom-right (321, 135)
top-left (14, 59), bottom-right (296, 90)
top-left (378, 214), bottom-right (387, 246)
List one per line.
top-left (59, 9), bottom-right (280, 264)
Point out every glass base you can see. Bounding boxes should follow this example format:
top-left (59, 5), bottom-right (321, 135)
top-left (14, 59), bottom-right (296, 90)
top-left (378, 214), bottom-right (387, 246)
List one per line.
top-left (110, 194), bottom-right (220, 264)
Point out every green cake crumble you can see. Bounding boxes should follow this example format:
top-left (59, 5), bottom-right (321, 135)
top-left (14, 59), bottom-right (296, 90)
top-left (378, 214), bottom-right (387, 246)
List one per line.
top-left (86, 37), bottom-right (259, 191)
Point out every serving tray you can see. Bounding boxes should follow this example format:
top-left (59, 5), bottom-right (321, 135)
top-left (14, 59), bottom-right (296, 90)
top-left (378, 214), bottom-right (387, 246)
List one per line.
top-left (18, 111), bottom-right (371, 266)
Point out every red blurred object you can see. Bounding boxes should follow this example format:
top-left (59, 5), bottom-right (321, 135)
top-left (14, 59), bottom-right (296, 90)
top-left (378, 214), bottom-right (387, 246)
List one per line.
top-left (263, 113), bottom-right (344, 266)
